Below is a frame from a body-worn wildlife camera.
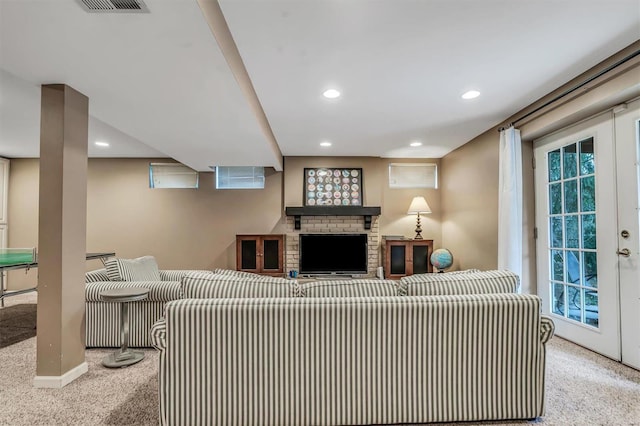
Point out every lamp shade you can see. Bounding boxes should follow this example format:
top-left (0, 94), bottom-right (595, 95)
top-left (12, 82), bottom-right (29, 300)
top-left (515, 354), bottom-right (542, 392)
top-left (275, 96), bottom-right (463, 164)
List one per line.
top-left (407, 196), bottom-right (432, 215)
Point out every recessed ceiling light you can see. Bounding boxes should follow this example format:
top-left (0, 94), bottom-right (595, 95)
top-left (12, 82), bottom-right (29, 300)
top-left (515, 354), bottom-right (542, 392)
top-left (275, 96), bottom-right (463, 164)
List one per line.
top-left (410, 141), bottom-right (423, 147)
top-left (323, 89), bottom-right (341, 99)
top-left (461, 90), bottom-right (480, 100)
top-left (320, 141), bottom-right (332, 147)
top-left (95, 141), bottom-right (110, 147)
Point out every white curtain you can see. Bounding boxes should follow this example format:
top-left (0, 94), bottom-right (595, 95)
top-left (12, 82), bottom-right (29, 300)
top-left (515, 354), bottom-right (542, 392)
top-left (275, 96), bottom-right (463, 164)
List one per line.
top-left (498, 127), bottom-right (523, 290)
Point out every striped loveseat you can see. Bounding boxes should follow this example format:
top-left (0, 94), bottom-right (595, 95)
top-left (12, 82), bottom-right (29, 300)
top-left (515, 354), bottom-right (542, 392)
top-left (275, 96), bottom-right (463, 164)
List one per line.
top-left (151, 293), bottom-right (555, 425)
top-left (85, 268), bottom-right (208, 347)
top-left (85, 267), bottom-right (292, 348)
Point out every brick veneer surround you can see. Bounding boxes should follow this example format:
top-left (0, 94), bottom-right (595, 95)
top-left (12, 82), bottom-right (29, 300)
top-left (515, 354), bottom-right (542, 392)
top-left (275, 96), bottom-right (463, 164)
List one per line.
top-left (285, 215), bottom-right (380, 277)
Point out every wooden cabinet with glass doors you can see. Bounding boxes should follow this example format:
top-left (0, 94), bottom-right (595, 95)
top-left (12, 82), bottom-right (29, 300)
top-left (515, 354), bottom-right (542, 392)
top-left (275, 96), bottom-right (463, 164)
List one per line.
top-left (236, 234), bottom-right (284, 276)
top-left (382, 238), bottom-right (433, 279)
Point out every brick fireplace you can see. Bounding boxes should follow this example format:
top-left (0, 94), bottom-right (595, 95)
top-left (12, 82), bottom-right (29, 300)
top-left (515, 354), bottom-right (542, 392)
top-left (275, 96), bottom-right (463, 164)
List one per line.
top-left (284, 215), bottom-right (380, 277)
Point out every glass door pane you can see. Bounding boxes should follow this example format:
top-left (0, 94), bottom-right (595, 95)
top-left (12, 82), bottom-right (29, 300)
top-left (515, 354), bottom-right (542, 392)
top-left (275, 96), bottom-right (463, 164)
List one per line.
top-left (241, 240), bottom-right (257, 270)
top-left (412, 244), bottom-right (429, 274)
top-left (262, 239), bottom-right (280, 270)
top-left (390, 245), bottom-right (406, 275)
top-left (547, 137), bottom-right (599, 327)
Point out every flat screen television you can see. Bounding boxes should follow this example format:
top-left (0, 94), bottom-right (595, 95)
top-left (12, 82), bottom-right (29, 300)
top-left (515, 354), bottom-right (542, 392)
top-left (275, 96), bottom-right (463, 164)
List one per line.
top-left (299, 233), bottom-right (368, 275)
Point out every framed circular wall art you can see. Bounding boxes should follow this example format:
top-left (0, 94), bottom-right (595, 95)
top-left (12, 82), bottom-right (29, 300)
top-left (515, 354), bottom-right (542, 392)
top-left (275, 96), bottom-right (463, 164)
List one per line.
top-left (304, 168), bottom-right (363, 207)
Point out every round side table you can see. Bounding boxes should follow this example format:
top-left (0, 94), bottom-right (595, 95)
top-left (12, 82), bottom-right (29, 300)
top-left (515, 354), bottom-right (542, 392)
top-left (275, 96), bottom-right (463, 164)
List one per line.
top-left (100, 287), bottom-right (150, 368)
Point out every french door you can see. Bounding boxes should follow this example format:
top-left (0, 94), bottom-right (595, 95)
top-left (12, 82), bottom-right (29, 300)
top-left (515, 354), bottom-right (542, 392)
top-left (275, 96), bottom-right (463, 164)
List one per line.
top-left (535, 112), bottom-right (619, 359)
top-left (614, 99), bottom-right (640, 369)
top-left (534, 101), bottom-right (640, 368)
top-left (534, 100), bottom-right (640, 369)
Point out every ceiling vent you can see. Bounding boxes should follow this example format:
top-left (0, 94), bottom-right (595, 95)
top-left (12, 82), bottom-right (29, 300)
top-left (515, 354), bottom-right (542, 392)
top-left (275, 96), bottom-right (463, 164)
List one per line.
top-left (78, 0), bottom-right (149, 13)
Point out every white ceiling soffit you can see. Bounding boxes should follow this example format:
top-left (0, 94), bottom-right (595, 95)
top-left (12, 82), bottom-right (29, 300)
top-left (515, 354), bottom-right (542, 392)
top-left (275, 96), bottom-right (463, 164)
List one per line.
top-left (219, 0), bottom-right (640, 158)
top-left (0, 69), bottom-right (167, 158)
top-left (0, 0), bottom-right (283, 171)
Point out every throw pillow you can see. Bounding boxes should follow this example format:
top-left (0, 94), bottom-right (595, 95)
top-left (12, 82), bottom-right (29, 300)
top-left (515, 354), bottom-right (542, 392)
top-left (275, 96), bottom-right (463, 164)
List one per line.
top-left (104, 255), bottom-right (161, 282)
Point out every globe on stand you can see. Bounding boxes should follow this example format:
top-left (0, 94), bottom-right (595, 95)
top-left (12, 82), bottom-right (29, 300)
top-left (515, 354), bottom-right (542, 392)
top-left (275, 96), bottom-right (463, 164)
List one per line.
top-left (430, 248), bottom-right (453, 273)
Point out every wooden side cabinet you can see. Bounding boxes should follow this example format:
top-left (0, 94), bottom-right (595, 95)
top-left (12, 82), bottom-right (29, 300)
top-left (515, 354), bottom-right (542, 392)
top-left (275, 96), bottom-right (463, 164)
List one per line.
top-left (383, 238), bottom-right (434, 279)
top-left (236, 234), bottom-right (284, 276)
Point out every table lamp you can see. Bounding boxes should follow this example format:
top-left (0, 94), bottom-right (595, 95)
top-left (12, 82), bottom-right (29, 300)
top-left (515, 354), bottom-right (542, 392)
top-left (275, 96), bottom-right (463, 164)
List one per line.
top-left (407, 196), bottom-right (432, 239)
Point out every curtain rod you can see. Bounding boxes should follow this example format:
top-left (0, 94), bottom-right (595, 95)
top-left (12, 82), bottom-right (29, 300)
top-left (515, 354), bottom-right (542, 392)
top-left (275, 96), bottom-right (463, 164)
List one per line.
top-left (497, 47), bottom-right (640, 132)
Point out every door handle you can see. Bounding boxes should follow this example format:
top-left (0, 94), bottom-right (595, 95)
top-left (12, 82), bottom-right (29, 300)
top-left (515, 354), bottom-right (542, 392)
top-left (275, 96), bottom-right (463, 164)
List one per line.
top-left (616, 248), bottom-right (631, 257)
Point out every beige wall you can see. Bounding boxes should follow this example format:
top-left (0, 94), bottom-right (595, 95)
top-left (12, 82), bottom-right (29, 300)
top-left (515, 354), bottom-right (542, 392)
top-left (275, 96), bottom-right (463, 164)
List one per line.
top-left (379, 158), bottom-right (442, 249)
top-left (283, 156), bottom-right (442, 248)
top-left (8, 155), bottom-right (442, 288)
top-left (283, 156), bottom-right (384, 207)
top-left (441, 44), bottom-right (639, 294)
top-left (7, 158), bottom-right (284, 289)
top-left (440, 131), bottom-right (499, 272)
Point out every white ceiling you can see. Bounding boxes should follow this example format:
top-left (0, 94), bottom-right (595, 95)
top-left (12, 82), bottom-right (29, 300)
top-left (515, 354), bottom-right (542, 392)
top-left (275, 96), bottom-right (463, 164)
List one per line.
top-left (1, 0), bottom-right (639, 170)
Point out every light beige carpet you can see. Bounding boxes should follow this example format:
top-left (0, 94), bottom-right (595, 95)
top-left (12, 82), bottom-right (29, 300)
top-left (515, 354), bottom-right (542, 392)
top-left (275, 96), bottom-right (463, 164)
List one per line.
top-left (1, 294), bottom-right (639, 426)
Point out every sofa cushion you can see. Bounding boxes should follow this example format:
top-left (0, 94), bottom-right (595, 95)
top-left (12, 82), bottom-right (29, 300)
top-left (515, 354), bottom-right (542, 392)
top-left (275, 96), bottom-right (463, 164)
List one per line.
top-left (183, 271), bottom-right (294, 298)
top-left (400, 269), bottom-right (481, 283)
top-left (299, 279), bottom-right (399, 297)
top-left (399, 270), bottom-right (519, 296)
top-left (104, 255), bottom-right (161, 282)
top-left (212, 268), bottom-right (289, 283)
top-left (160, 269), bottom-right (211, 282)
top-left (85, 280), bottom-right (182, 302)
top-left (85, 268), bottom-right (110, 283)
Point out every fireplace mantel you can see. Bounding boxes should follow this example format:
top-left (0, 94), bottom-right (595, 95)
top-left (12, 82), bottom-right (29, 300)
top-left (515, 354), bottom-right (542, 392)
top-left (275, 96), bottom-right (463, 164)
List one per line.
top-left (285, 206), bottom-right (382, 230)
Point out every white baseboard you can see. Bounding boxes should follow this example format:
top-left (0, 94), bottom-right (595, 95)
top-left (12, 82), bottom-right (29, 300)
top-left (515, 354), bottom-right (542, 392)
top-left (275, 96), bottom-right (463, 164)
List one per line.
top-left (33, 362), bottom-right (88, 388)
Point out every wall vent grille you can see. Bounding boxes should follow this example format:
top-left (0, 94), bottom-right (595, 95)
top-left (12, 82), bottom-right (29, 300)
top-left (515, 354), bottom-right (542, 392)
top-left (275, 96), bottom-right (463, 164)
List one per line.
top-left (78, 0), bottom-right (149, 13)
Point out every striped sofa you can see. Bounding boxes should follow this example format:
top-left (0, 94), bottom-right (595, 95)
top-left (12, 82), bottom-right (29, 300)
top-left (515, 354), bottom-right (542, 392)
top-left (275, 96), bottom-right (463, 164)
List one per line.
top-left (151, 294), bottom-right (555, 425)
top-left (85, 268), bottom-right (208, 347)
top-left (87, 268), bottom-right (519, 348)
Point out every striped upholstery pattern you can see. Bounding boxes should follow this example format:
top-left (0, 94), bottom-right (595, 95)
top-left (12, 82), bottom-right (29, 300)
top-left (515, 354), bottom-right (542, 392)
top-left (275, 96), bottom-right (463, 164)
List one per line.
top-left (150, 317), bottom-right (166, 350)
top-left (84, 268), bottom-right (204, 348)
top-left (160, 269), bottom-right (210, 282)
top-left (213, 268), bottom-right (289, 283)
top-left (104, 255), bottom-right (162, 281)
top-left (85, 281), bottom-right (182, 302)
top-left (86, 300), bottom-right (166, 347)
top-left (400, 270), bottom-right (519, 296)
top-left (183, 271), bottom-right (294, 299)
top-left (299, 279), bottom-right (399, 297)
top-left (85, 268), bottom-right (110, 283)
top-left (540, 316), bottom-right (555, 343)
top-left (154, 293), bottom-right (552, 425)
